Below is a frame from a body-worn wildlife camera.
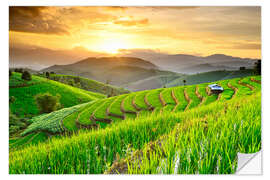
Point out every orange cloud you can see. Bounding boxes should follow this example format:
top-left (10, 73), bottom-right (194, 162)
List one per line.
top-left (114, 18), bottom-right (149, 27)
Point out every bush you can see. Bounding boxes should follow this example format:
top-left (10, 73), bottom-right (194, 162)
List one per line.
top-left (46, 72), bottom-right (50, 78)
top-left (254, 60), bottom-right (261, 75)
top-left (9, 96), bottom-right (16, 104)
top-left (14, 68), bottom-right (23, 73)
top-left (21, 71), bottom-right (32, 81)
top-left (239, 67), bottom-right (246, 70)
top-left (35, 93), bottom-right (61, 114)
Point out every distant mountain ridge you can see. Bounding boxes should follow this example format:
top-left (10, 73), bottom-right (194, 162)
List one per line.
top-left (42, 57), bottom-right (171, 86)
top-left (135, 53), bottom-right (259, 74)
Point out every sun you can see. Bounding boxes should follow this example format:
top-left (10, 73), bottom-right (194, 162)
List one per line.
top-left (99, 40), bottom-right (129, 54)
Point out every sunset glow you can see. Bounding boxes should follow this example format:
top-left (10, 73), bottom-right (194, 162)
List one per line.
top-left (9, 6), bottom-right (261, 60)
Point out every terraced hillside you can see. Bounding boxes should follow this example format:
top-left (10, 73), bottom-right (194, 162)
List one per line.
top-left (9, 72), bottom-right (106, 117)
top-left (47, 74), bottom-right (130, 96)
top-left (9, 83), bottom-right (261, 174)
top-left (165, 69), bottom-right (254, 87)
top-left (21, 76), bottom-right (261, 137)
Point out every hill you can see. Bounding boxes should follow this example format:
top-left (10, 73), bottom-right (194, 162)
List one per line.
top-left (128, 53), bottom-right (258, 74)
top-left (9, 75), bottom-right (261, 174)
top-left (9, 72), bottom-right (106, 117)
top-left (47, 74), bottom-right (130, 96)
top-left (18, 75), bottom-right (260, 137)
top-left (165, 69), bottom-right (254, 87)
top-left (41, 57), bottom-right (180, 86)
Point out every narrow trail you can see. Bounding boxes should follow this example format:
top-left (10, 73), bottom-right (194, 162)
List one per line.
top-left (238, 79), bottom-right (254, 91)
top-left (205, 86), bottom-right (211, 96)
top-left (144, 93), bottom-right (155, 111)
top-left (251, 78), bottom-right (261, 84)
top-left (195, 86), bottom-right (205, 106)
top-left (159, 92), bottom-right (167, 107)
top-left (171, 89), bottom-right (179, 105)
top-left (106, 98), bottom-right (125, 120)
top-left (75, 110), bottom-right (96, 129)
top-left (184, 88), bottom-right (191, 111)
top-left (90, 102), bottom-right (112, 125)
top-left (120, 96), bottom-right (137, 116)
top-left (217, 93), bottom-right (222, 101)
top-left (227, 82), bottom-right (238, 99)
top-left (132, 95), bottom-right (142, 111)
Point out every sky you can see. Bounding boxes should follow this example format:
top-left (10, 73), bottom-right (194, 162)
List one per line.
top-left (9, 6), bottom-right (261, 64)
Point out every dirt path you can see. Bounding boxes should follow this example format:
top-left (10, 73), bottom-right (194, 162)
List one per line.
top-left (159, 91), bottom-right (167, 107)
top-left (195, 86), bottom-right (205, 106)
top-left (106, 98), bottom-right (125, 120)
top-left (227, 82), bottom-right (238, 99)
top-left (144, 93), bottom-right (155, 111)
top-left (120, 96), bottom-right (137, 117)
top-left (132, 95), bottom-right (142, 111)
top-left (238, 79), bottom-right (254, 91)
top-left (250, 78), bottom-right (261, 84)
top-left (184, 88), bottom-right (191, 111)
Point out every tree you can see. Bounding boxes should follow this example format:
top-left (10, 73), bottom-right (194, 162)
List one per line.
top-left (35, 93), bottom-right (61, 113)
top-left (239, 67), bottom-right (246, 70)
top-left (21, 71), bottom-right (32, 81)
top-left (183, 79), bottom-right (186, 86)
top-left (254, 60), bottom-right (261, 75)
top-left (14, 68), bottom-right (23, 73)
top-left (9, 96), bottom-right (16, 104)
top-left (46, 72), bottom-right (50, 78)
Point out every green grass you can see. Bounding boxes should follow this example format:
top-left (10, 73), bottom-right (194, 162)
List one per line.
top-left (185, 86), bottom-right (201, 109)
top-left (9, 73), bottom-right (45, 87)
top-left (77, 100), bottom-right (104, 126)
top-left (197, 83), bottom-right (218, 105)
top-left (22, 103), bottom-right (90, 135)
top-left (229, 78), bottom-right (253, 97)
top-left (108, 94), bottom-right (128, 117)
top-left (134, 91), bottom-right (149, 110)
top-left (63, 102), bottom-right (94, 130)
top-left (166, 69), bottom-right (254, 87)
top-left (173, 87), bottom-right (188, 112)
top-left (161, 88), bottom-right (176, 106)
top-left (146, 89), bottom-right (163, 108)
top-left (9, 132), bottom-right (48, 150)
top-left (126, 94), bottom-right (261, 174)
top-left (9, 91), bottom-right (261, 174)
top-left (9, 73), bottom-right (105, 117)
top-left (93, 97), bottom-right (117, 121)
top-left (122, 93), bottom-right (137, 113)
top-left (20, 76), bottom-right (261, 140)
top-left (217, 80), bottom-right (235, 101)
top-left (48, 74), bottom-right (130, 96)
top-left (241, 76), bottom-right (261, 91)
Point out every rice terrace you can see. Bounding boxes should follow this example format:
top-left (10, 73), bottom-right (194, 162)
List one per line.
top-left (9, 6), bottom-right (261, 174)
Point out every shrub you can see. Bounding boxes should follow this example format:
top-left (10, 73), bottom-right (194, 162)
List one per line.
top-left (254, 60), bottom-right (261, 75)
top-left (14, 68), bottom-right (23, 73)
top-left (21, 71), bottom-right (32, 81)
top-left (35, 93), bottom-right (61, 114)
top-left (9, 96), bottom-right (16, 104)
top-left (46, 72), bottom-right (50, 78)
top-left (239, 67), bottom-right (246, 70)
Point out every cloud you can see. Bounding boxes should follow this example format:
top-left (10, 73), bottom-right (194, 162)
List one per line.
top-left (218, 43), bottom-right (261, 50)
top-left (114, 17), bottom-right (149, 27)
top-left (9, 6), bottom-right (69, 35)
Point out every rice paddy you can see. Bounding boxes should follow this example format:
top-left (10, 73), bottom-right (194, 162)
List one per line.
top-left (9, 75), bottom-right (261, 174)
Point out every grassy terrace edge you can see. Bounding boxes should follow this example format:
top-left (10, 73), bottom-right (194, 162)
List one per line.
top-left (9, 91), bottom-right (261, 174)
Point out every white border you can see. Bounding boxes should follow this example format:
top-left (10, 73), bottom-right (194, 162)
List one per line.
top-left (2, 0), bottom-right (270, 180)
